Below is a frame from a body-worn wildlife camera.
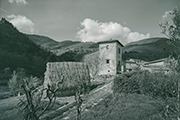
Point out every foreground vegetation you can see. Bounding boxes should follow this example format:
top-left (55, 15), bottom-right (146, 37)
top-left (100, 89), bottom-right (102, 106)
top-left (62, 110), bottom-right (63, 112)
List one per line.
top-left (71, 71), bottom-right (179, 120)
top-left (0, 95), bottom-right (67, 120)
top-left (78, 93), bottom-right (163, 120)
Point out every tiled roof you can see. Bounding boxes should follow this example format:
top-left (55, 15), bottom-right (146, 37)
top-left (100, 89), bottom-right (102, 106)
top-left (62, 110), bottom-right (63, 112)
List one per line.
top-left (98, 40), bottom-right (124, 47)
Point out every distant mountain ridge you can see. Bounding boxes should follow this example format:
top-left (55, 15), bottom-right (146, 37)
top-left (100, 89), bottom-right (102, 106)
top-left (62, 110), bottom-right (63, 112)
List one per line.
top-left (26, 34), bottom-right (82, 50)
top-left (26, 34), bottom-right (98, 56)
top-left (123, 37), bottom-right (179, 61)
top-left (125, 37), bottom-right (165, 46)
top-left (26, 34), bottom-right (59, 49)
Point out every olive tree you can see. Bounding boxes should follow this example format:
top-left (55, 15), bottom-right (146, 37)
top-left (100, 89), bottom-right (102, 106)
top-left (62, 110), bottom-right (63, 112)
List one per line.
top-left (159, 7), bottom-right (180, 47)
top-left (18, 76), bottom-right (61, 120)
top-left (159, 7), bottom-right (180, 119)
top-left (8, 68), bottom-right (60, 120)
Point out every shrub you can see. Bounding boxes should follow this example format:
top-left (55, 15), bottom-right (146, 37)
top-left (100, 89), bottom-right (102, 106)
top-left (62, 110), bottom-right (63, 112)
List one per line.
top-left (8, 68), bottom-right (42, 96)
top-left (8, 68), bottom-right (25, 96)
top-left (113, 70), bottom-right (178, 99)
top-left (113, 71), bottom-right (180, 119)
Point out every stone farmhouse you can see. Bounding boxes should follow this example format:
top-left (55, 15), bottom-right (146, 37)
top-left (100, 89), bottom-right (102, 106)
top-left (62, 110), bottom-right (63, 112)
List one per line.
top-left (142, 59), bottom-right (171, 73)
top-left (97, 39), bottom-right (171, 75)
top-left (125, 58), bottom-right (171, 73)
top-left (98, 40), bottom-right (125, 75)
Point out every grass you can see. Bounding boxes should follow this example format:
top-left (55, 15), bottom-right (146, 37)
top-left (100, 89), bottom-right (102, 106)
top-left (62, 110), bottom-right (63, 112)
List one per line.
top-left (0, 76), bottom-right (105, 120)
top-left (0, 95), bottom-right (23, 120)
top-left (66, 71), bottom-right (179, 120)
top-left (70, 93), bottom-right (164, 120)
top-left (0, 95), bottom-right (68, 120)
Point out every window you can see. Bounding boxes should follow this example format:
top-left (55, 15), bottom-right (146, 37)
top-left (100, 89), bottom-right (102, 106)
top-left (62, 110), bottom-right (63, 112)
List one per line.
top-left (118, 48), bottom-right (120, 54)
top-left (106, 45), bottom-right (109, 49)
top-left (106, 59), bottom-right (110, 64)
top-left (108, 70), bottom-right (110, 72)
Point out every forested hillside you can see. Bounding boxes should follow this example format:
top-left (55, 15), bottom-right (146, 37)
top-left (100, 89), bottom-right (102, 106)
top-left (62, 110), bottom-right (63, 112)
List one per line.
top-left (0, 18), bottom-right (60, 77)
top-left (123, 37), bottom-right (179, 61)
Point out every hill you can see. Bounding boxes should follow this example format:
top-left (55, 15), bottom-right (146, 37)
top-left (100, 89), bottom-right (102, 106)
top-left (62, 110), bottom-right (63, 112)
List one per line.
top-left (123, 37), bottom-right (179, 61)
top-left (26, 34), bottom-right (59, 50)
top-left (26, 34), bottom-right (98, 57)
top-left (27, 34), bottom-right (99, 62)
top-left (53, 41), bottom-right (98, 56)
top-left (0, 18), bottom-right (99, 78)
top-left (26, 34), bottom-right (84, 51)
top-left (0, 18), bottom-right (60, 77)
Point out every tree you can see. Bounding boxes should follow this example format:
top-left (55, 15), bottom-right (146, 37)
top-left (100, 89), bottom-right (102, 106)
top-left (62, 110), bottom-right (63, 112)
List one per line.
top-left (159, 7), bottom-right (180, 51)
top-left (75, 85), bottom-right (83, 120)
top-left (8, 68), bottom-right (26, 96)
top-left (18, 76), bottom-right (61, 120)
top-left (8, 68), bottom-right (59, 120)
top-left (8, 71), bottom-right (18, 96)
top-left (159, 7), bottom-right (180, 119)
top-left (159, 7), bottom-right (180, 72)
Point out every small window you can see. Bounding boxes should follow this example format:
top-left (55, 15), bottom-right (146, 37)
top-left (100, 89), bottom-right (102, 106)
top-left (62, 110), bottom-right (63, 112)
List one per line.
top-left (118, 48), bottom-right (120, 54)
top-left (106, 59), bottom-right (110, 64)
top-left (108, 70), bottom-right (110, 72)
top-left (106, 45), bottom-right (109, 49)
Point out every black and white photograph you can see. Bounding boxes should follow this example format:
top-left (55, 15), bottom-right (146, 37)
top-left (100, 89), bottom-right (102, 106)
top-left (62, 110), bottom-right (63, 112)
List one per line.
top-left (0, 0), bottom-right (180, 120)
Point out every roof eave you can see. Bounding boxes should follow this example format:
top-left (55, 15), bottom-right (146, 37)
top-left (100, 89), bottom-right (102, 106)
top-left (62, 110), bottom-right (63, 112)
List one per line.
top-left (98, 40), bottom-right (124, 47)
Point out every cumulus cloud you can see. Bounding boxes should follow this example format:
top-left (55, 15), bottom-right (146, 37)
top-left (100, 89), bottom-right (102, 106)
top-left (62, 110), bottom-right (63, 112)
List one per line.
top-left (8, 0), bottom-right (28, 5)
top-left (7, 14), bottom-right (36, 34)
top-left (76, 18), bottom-right (150, 44)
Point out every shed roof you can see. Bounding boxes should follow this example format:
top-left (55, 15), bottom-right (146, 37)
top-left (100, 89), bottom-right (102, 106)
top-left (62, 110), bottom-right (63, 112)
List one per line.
top-left (44, 62), bottom-right (90, 90)
top-left (98, 40), bottom-right (124, 47)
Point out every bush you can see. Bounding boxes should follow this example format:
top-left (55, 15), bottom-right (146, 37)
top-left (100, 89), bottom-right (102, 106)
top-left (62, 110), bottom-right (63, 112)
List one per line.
top-left (8, 68), bottom-right (42, 96)
top-left (113, 70), bottom-right (178, 99)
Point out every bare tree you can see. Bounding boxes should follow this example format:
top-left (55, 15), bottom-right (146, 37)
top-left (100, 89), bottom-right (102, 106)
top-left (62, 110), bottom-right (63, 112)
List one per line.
top-left (18, 76), bottom-right (62, 120)
top-left (75, 85), bottom-right (83, 120)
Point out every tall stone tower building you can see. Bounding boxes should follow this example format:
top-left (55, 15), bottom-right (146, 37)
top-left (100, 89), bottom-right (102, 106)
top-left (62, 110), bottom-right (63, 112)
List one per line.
top-left (98, 40), bottom-right (124, 75)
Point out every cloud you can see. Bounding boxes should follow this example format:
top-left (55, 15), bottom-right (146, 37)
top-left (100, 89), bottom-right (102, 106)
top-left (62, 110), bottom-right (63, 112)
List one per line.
top-left (76, 18), bottom-right (150, 44)
top-left (8, 0), bottom-right (28, 5)
top-left (7, 14), bottom-right (37, 34)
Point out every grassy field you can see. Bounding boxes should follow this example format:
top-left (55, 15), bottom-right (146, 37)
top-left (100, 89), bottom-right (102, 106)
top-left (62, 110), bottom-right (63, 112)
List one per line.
top-left (67, 71), bottom-right (179, 120)
top-left (0, 95), bottom-right (69, 120)
top-left (70, 93), bottom-right (165, 120)
top-left (0, 92), bottom-right (168, 120)
top-left (0, 76), bottom-right (113, 120)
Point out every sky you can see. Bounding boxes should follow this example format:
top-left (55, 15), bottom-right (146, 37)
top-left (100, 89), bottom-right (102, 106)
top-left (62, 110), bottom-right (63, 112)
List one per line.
top-left (0, 0), bottom-right (180, 44)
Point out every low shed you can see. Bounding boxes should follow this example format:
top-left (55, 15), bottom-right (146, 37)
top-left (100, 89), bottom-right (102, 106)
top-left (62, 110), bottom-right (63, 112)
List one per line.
top-left (44, 62), bottom-right (91, 95)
